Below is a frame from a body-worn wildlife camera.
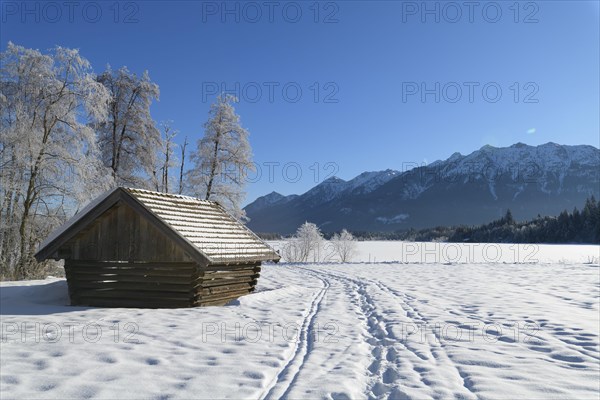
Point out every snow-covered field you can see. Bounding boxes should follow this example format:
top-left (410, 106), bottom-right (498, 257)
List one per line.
top-left (1, 244), bottom-right (599, 399)
top-left (268, 241), bottom-right (600, 264)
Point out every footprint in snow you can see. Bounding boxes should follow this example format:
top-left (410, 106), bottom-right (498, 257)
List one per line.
top-left (77, 385), bottom-right (99, 399)
top-left (34, 359), bottom-right (48, 370)
top-left (382, 368), bottom-right (399, 384)
top-left (330, 392), bottom-right (351, 400)
top-left (97, 354), bottom-right (117, 364)
top-left (550, 353), bottom-right (585, 363)
top-left (1, 375), bottom-right (20, 384)
top-left (243, 371), bottom-right (264, 380)
top-left (37, 381), bottom-right (58, 392)
top-left (529, 345), bottom-right (552, 353)
top-left (145, 358), bottom-right (160, 365)
top-left (368, 359), bottom-right (381, 374)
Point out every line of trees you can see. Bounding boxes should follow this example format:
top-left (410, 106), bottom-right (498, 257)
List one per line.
top-left (397, 197), bottom-right (600, 244)
top-left (1, 43), bottom-right (253, 280)
top-left (272, 197), bottom-right (600, 245)
top-left (449, 197), bottom-right (599, 244)
top-left (281, 223), bottom-right (358, 263)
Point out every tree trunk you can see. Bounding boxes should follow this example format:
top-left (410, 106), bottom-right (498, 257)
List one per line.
top-left (164, 140), bottom-right (170, 193)
top-left (178, 136), bottom-right (187, 194)
top-left (205, 115), bottom-right (223, 201)
top-left (17, 121), bottom-right (51, 279)
top-left (111, 116), bottom-right (119, 181)
top-left (17, 172), bottom-right (37, 279)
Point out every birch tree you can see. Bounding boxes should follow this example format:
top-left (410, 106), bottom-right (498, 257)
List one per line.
top-left (178, 136), bottom-right (188, 194)
top-left (331, 229), bottom-right (357, 262)
top-left (296, 222), bottom-right (324, 262)
top-left (281, 238), bottom-right (304, 263)
top-left (281, 222), bottom-right (324, 262)
top-left (187, 94), bottom-right (254, 219)
top-left (153, 121), bottom-right (178, 193)
top-left (94, 66), bottom-right (161, 188)
top-left (0, 43), bottom-right (110, 279)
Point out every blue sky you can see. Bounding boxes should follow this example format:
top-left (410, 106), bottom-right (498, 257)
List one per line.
top-left (2, 0), bottom-right (599, 204)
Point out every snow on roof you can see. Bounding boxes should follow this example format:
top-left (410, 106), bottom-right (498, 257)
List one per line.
top-left (124, 188), bottom-right (279, 264)
top-left (37, 187), bottom-right (280, 264)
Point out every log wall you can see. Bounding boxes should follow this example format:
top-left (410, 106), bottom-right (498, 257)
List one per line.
top-left (193, 263), bottom-right (261, 306)
top-left (64, 260), bottom-right (261, 308)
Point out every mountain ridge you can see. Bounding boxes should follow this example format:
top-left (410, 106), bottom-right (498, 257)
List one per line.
top-left (245, 142), bottom-right (600, 234)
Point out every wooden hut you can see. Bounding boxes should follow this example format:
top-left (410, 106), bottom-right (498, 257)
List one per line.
top-left (35, 188), bottom-right (280, 308)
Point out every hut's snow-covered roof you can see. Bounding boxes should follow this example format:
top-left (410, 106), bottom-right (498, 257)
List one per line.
top-left (35, 187), bottom-right (280, 265)
top-left (124, 188), bottom-right (279, 264)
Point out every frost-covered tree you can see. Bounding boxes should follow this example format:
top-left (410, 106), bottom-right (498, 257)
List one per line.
top-left (297, 222), bottom-right (324, 262)
top-left (153, 121), bottom-right (178, 193)
top-left (178, 135), bottom-right (188, 195)
top-left (281, 238), bottom-right (304, 263)
top-left (0, 43), bottom-right (110, 279)
top-left (331, 229), bottom-right (357, 262)
top-left (281, 222), bottom-right (324, 262)
top-left (187, 94), bottom-right (254, 219)
top-left (94, 66), bottom-right (161, 187)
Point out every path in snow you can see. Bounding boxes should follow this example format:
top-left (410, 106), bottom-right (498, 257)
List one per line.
top-left (1, 261), bottom-right (599, 399)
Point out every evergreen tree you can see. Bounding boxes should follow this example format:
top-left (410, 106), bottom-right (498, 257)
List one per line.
top-left (503, 209), bottom-right (515, 225)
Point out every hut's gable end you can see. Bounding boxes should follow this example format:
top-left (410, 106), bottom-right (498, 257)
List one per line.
top-left (57, 201), bottom-right (193, 263)
top-left (125, 188), bottom-right (281, 264)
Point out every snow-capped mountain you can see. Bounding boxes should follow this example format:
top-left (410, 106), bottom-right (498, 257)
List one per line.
top-left (246, 169), bottom-right (400, 214)
top-left (346, 169), bottom-right (400, 194)
top-left (300, 169), bottom-right (400, 205)
top-left (243, 191), bottom-right (297, 215)
top-left (244, 143), bottom-right (600, 234)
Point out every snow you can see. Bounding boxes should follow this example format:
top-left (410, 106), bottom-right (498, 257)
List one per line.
top-left (438, 143), bottom-right (600, 188)
top-left (299, 170), bottom-right (401, 205)
top-left (270, 241), bottom-right (600, 265)
top-left (1, 243), bottom-right (599, 399)
top-left (380, 143), bottom-right (599, 201)
top-left (126, 188), bottom-right (280, 263)
top-left (345, 170), bottom-right (399, 194)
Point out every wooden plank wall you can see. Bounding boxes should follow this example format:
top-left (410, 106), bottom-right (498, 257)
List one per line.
top-left (64, 261), bottom-right (261, 308)
top-left (64, 261), bottom-right (197, 308)
top-left (60, 204), bottom-right (192, 263)
top-left (193, 263), bottom-right (261, 306)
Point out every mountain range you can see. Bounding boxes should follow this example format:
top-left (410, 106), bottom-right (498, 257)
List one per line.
top-left (244, 142), bottom-right (600, 234)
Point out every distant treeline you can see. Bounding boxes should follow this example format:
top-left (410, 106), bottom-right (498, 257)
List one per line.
top-left (396, 197), bottom-right (600, 244)
top-left (256, 197), bottom-right (600, 244)
top-left (450, 197), bottom-right (599, 244)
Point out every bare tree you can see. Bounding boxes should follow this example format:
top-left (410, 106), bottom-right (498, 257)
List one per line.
top-left (281, 238), bottom-right (304, 263)
top-left (0, 43), bottom-right (110, 279)
top-left (153, 121), bottom-right (178, 193)
top-left (178, 136), bottom-right (188, 195)
top-left (95, 66), bottom-right (161, 188)
top-left (187, 94), bottom-right (254, 219)
top-left (331, 229), bottom-right (357, 262)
